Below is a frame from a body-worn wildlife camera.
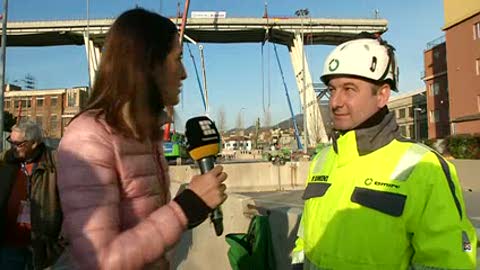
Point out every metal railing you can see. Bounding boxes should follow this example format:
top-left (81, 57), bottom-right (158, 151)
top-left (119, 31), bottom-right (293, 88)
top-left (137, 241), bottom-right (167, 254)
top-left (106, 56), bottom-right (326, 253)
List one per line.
top-left (425, 35), bottom-right (445, 50)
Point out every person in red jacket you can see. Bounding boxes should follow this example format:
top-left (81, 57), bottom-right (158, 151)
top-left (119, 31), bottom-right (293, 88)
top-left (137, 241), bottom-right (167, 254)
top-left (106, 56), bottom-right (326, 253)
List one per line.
top-left (56, 8), bottom-right (228, 269)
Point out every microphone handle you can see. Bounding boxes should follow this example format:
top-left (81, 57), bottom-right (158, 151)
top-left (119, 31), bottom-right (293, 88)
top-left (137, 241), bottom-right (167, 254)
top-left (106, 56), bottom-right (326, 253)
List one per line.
top-left (197, 157), bottom-right (224, 236)
top-left (198, 157), bottom-right (215, 174)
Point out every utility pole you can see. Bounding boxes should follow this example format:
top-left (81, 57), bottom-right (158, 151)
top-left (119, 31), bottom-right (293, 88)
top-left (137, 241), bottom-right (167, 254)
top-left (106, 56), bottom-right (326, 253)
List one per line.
top-left (414, 107), bottom-right (423, 141)
top-left (0, 0), bottom-right (9, 152)
top-left (86, 0), bottom-right (91, 94)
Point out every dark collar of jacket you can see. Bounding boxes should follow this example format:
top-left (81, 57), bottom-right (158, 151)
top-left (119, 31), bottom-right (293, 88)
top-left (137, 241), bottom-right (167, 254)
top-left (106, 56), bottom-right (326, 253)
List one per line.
top-left (332, 107), bottom-right (400, 157)
top-left (32, 143), bottom-right (56, 173)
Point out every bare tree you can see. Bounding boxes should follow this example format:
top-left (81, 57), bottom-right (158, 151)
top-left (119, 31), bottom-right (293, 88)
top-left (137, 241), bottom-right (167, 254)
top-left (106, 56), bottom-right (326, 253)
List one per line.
top-left (236, 110), bottom-right (244, 130)
top-left (253, 117), bottom-right (260, 149)
top-left (217, 106), bottom-right (226, 134)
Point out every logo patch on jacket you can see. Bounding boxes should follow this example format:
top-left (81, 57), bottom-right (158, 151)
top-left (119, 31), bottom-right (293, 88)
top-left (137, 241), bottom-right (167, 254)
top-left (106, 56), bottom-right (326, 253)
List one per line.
top-left (311, 175), bottom-right (329, 182)
top-left (364, 178), bottom-right (400, 188)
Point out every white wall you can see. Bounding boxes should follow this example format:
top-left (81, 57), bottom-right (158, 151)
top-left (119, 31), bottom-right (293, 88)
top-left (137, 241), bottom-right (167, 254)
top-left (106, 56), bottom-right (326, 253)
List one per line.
top-left (169, 161), bottom-right (309, 192)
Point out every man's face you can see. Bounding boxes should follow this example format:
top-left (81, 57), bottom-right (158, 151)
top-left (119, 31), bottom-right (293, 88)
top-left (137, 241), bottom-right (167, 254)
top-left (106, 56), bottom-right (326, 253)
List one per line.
top-left (328, 77), bottom-right (390, 131)
top-left (9, 130), bottom-right (37, 160)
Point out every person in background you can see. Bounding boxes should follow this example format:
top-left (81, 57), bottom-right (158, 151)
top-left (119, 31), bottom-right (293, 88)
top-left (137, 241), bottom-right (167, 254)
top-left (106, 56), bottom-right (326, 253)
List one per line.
top-left (56, 8), bottom-right (227, 269)
top-left (0, 119), bottom-right (63, 270)
top-left (291, 36), bottom-right (477, 269)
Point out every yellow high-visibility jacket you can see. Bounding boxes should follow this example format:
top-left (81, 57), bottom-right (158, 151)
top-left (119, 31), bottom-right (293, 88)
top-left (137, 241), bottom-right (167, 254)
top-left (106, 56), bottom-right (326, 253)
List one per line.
top-left (292, 113), bottom-right (477, 270)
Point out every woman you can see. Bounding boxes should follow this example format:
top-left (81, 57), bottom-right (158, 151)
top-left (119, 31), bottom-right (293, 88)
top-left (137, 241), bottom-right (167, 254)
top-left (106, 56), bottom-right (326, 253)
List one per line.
top-left (57, 8), bottom-right (227, 269)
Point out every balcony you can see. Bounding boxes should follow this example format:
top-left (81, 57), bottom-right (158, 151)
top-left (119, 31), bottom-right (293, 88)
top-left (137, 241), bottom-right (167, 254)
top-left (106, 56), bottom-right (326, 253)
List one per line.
top-left (425, 35), bottom-right (445, 51)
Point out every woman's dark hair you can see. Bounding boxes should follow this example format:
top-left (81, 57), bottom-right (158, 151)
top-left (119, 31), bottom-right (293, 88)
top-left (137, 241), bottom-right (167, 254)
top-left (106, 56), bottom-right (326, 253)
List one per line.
top-left (80, 8), bottom-right (178, 141)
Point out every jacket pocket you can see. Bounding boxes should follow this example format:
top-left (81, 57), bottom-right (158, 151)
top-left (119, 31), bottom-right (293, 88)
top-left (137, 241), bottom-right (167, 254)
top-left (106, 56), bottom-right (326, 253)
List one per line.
top-left (302, 182), bottom-right (331, 200)
top-left (351, 187), bottom-right (406, 217)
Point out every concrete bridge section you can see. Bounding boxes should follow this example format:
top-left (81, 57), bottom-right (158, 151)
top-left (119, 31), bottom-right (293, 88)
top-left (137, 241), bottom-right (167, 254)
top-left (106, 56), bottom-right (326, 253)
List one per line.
top-left (169, 160), bottom-right (480, 269)
top-left (1, 17), bottom-right (387, 146)
top-left (2, 17), bottom-right (388, 47)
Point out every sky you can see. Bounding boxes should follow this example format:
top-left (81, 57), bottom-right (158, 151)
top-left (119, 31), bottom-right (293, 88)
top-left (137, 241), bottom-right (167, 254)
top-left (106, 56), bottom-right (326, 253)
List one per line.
top-left (4, 0), bottom-right (445, 130)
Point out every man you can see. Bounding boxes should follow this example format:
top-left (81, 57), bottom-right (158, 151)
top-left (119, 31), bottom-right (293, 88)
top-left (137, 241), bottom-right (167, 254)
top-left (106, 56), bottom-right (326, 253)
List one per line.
top-left (0, 119), bottom-right (63, 269)
top-left (291, 37), bottom-right (477, 269)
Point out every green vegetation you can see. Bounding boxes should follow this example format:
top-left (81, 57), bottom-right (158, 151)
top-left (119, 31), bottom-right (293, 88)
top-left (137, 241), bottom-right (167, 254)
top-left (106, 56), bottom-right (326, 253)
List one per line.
top-left (423, 135), bottom-right (480, 159)
top-left (445, 134), bottom-right (480, 159)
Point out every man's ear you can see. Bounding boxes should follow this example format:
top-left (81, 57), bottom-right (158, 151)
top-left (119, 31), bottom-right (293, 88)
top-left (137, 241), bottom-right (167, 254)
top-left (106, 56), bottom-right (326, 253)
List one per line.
top-left (376, 84), bottom-right (391, 108)
top-left (31, 141), bottom-right (38, 150)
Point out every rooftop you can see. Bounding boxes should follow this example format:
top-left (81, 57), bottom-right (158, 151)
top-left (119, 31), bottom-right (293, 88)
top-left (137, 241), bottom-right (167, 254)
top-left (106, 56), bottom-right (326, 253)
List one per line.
top-left (389, 88), bottom-right (426, 102)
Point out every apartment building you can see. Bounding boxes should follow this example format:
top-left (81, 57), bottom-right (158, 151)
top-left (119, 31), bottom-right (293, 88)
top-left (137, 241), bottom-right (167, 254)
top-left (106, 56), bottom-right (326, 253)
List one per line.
top-left (443, 0), bottom-right (480, 134)
top-left (422, 38), bottom-right (451, 138)
top-left (3, 84), bottom-right (88, 138)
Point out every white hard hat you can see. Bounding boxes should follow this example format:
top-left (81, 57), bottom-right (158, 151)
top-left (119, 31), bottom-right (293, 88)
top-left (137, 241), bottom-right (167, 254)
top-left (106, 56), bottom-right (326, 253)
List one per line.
top-left (320, 38), bottom-right (399, 91)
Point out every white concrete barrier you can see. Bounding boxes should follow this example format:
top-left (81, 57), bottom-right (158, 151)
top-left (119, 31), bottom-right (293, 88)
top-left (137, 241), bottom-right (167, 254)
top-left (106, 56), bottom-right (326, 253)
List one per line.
top-left (169, 161), bottom-right (310, 192)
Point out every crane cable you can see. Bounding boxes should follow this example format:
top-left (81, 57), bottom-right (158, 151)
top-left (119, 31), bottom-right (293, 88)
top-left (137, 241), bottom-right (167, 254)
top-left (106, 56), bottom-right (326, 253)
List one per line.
top-left (186, 43), bottom-right (207, 112)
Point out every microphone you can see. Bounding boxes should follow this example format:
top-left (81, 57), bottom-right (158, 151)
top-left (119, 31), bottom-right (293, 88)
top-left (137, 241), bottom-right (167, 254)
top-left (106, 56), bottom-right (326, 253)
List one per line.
top-left (185, 116), bottom-right (223, 236)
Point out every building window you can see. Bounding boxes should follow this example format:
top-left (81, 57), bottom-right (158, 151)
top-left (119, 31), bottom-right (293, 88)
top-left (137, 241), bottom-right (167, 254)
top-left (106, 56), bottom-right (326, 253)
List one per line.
top-left (477, 95), bottom-right (480, 112)
top-left (400, 125), bottom-right (407, 136)
top-left (37, 98), bottom-right (44, 107)
top-left (428, 83), bottom-right (440, 96)
top-left (476, 58), bottom-right (480, 76)
top-left (14, 98), bottom-right (31, 108)
top-left (67, 92), bottom-right (77, 107)
top-left (4, 100), bottom-right (10, 109)
top-left (408, 107), bottom-right (414, 118)
top-left (36, 116), bottom-right (43, 128)
top-left (474, 22), bottom-right (480, 40)
top-left (50, 115), bottom-right (58, 132)
top-left (432, 82), bottom-right (440, 95)
top-left (399, 108), bottom-right (406, 119)
top-left (409, 125), bottom-right (415, 139)
top-left (50, 97), bottom-right (58, 107)
top-left (429, 110), bottom-right (440, 123)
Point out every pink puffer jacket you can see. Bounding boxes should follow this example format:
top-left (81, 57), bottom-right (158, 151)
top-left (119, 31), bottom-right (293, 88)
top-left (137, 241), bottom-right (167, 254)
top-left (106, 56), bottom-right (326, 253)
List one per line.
top-left (57, 111), bottom-right (187, 270)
